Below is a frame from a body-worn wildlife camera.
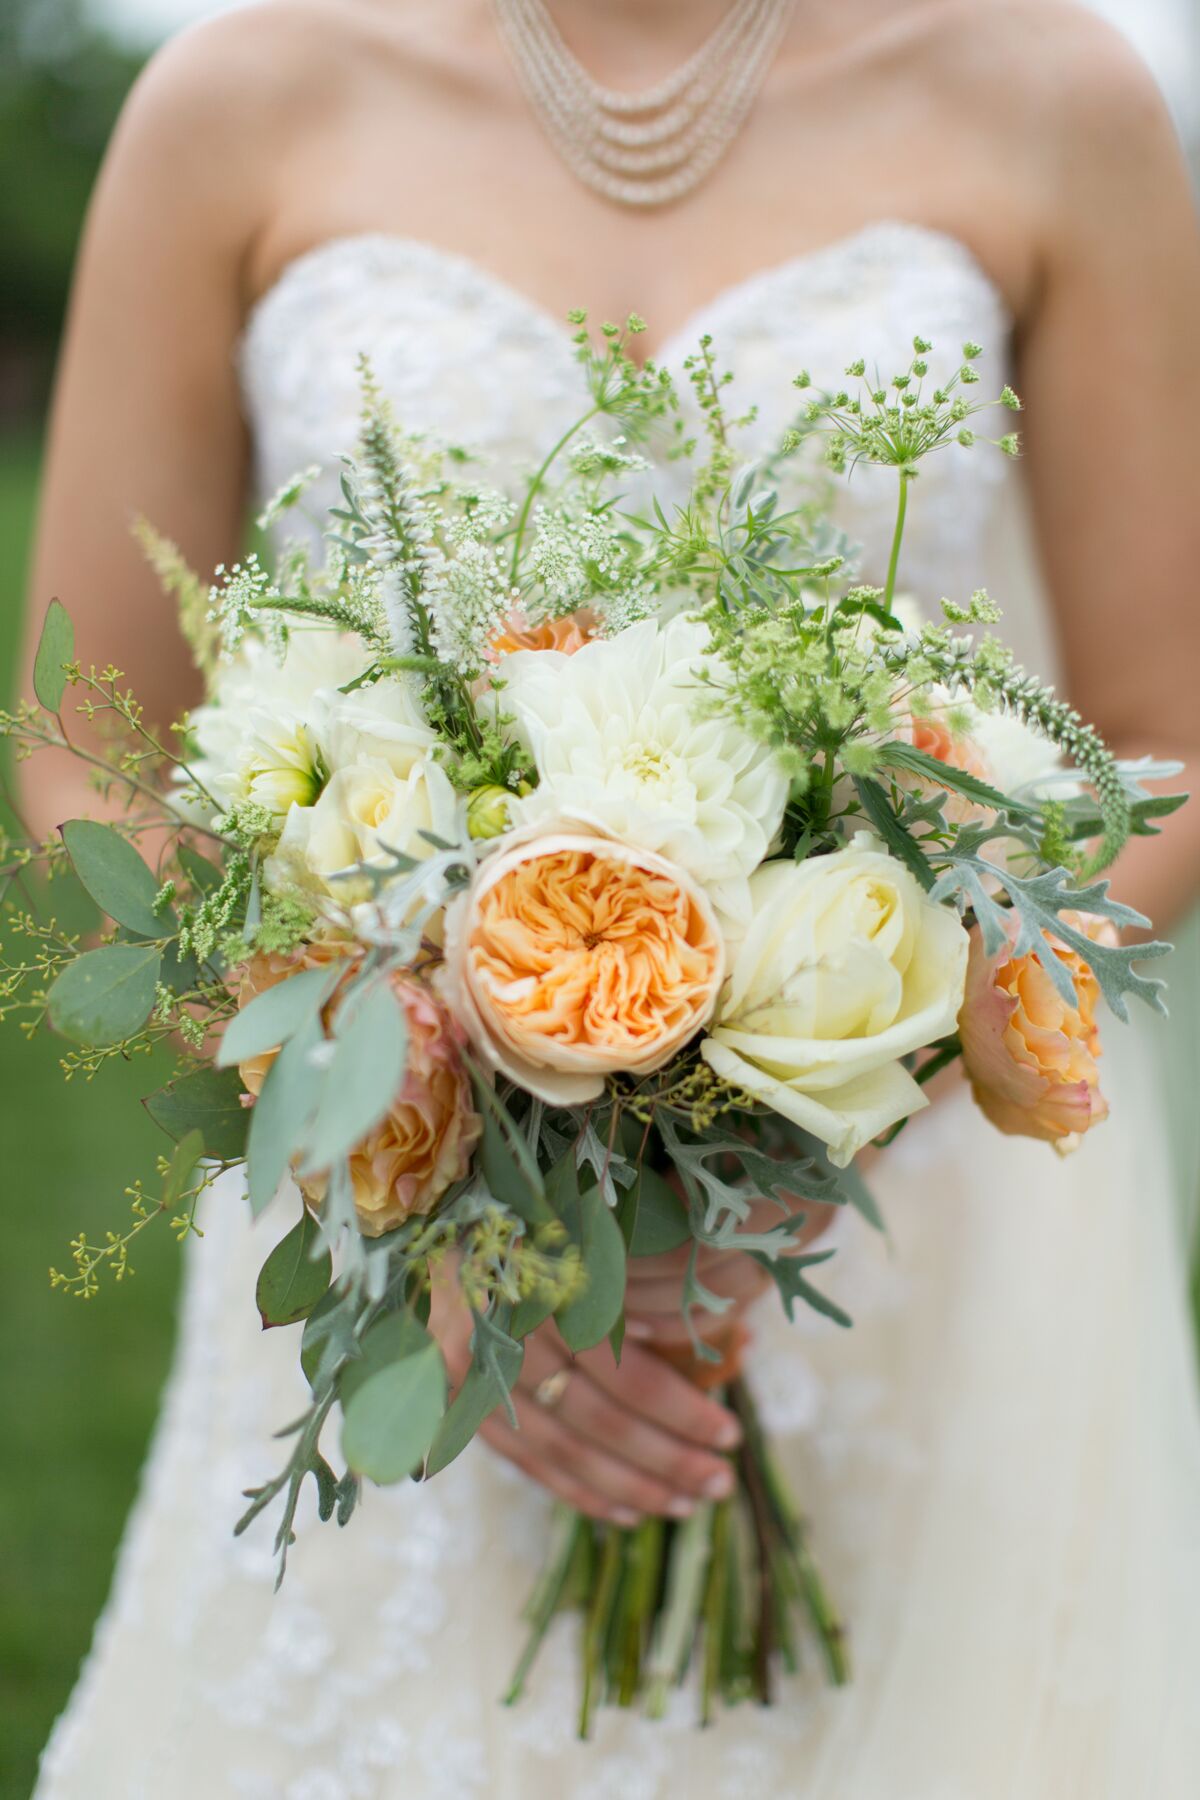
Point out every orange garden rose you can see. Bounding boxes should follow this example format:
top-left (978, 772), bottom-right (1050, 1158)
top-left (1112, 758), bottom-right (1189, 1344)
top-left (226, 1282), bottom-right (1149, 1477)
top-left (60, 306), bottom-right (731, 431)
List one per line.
top-left (487, 607), bottom-right (596, 658)
top-left (958, 915), bottom-right (1110, 1153)
top-left (442, 830), bottom-right (725, 1105)
top-left (905, 714), bottom-right (993, 825)
top-left (237, 945), bottom-right (480, 1235)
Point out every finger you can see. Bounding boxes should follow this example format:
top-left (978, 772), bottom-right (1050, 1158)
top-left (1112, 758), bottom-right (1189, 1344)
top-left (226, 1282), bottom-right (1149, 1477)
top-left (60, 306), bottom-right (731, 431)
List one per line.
top-left (566, 1336), bottom-right (742, 1451)
top-left (551, 1365), bottom-right (735, 1502)
top-left (512, 1331), bottom-right (735, 1498)
top-left (479, 1409), bottom-right (637, 1526)
top-left (624, 1252), bottom-right (774, 1320)
top-left (481, 1388), bottom-right (695, 1522)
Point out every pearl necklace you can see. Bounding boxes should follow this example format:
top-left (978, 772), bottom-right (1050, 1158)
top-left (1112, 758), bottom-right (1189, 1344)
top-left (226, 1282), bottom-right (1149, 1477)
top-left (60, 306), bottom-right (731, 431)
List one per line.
top-left (493, 0), bottom-right (795, 209)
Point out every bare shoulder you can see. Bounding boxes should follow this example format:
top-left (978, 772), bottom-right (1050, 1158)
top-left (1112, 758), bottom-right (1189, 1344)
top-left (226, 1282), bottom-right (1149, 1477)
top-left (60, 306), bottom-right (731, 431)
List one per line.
top-left (912, 0), bottom-right (1178, 163)
top-left (109, 2), bottom-right (350, 182)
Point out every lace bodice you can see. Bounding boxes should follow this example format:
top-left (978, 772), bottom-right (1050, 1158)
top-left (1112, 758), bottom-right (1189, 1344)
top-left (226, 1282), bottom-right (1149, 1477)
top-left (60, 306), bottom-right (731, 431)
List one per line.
top-left (238, 222), bottom-right (1013, 615)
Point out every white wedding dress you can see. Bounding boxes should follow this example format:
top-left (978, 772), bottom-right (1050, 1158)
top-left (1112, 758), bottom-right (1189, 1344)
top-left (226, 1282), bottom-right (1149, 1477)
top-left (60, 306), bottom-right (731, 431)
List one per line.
top-left (36, 223), bottom-right (1200, 1800)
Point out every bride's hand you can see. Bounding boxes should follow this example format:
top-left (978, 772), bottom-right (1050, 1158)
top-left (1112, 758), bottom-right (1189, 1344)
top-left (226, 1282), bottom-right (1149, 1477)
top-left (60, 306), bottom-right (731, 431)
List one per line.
top-left (431, 1283), bottom-right (741, 1526)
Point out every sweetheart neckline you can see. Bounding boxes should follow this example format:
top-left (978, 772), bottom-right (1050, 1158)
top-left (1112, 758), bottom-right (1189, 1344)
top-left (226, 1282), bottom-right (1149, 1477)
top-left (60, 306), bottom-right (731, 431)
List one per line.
top-left (236, 219), bottom-right (1012, 375)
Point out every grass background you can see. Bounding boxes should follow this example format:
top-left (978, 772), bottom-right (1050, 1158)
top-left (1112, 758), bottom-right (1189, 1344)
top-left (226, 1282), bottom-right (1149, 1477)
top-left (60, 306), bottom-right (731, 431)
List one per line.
top-left (0, 430), bottom-right (180, 1799)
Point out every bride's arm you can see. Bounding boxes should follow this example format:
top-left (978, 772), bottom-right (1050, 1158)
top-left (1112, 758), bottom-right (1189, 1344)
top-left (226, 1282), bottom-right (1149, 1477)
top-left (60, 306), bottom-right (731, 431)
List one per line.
top-left (1014, 19), bottom-right (1200, 931)
top-left (18, 20), bottom-right (283, 837)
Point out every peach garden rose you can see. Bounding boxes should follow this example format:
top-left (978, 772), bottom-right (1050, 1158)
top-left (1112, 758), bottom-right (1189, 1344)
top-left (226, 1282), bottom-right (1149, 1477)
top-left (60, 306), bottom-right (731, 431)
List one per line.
top-left (237, 944), bottom-right (480, 1235)
top-left (442, 830), bottom-right (725, 1106)
top-left (958, 914), bottom-right (1111, 1153)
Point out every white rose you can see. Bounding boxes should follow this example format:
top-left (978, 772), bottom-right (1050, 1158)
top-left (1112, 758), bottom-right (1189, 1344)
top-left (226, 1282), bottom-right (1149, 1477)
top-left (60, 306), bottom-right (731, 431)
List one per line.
top-left (265, 755), bottom-right (460, 906)
top-left (321, 685), bottom-right (440, 780)
top-left (496, 615), bottom-right (789, 925)
top-left (187, 626), bottom-right (384, 821)
top-left (700, 833), bottom-right (969, 1165)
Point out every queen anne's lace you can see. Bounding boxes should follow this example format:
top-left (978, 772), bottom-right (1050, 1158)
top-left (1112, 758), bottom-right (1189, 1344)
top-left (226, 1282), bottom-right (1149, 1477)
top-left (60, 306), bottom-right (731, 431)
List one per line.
top-left (37, 225), bottom-right (1200, 1800)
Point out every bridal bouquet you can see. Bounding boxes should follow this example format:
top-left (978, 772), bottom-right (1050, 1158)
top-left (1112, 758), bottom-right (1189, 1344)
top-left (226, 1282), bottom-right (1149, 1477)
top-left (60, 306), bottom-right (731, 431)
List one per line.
top-left (3, 317), bottom-right (1180, 1732)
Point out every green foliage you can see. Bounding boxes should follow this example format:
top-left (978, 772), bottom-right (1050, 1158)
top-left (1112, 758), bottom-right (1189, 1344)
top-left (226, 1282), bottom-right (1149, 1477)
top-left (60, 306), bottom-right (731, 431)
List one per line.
top-left (340, 1319), bottom-right (446, 1485)
top-left (245, 1017), bottom-right (323, 1216)
top-left (554, 1166), bottom-right (628, 1352)
top-left (31, 597), bottom-right (73, 710)
top-left (60, 819), bottom-right (165, 936)
top-left (930, 835), bottom-right (1170, 1021)
top-left (750, 1246), bottom-right (851, 1329)
top-left (255, 1210), bottom-right (332, 1328)
top-left (473, 1076), bottom-right (550, 1223)
top-left (617, 1162), bottom-right (691, 1257)
top-left (296, 979), bottom-right (408, 1177)
top-left (47, 942), bottom-right (161, 1045)
top-left (216, 964), bottom-right (337, 1069)
top-left (426, 1308), bottom-right (524, 1476)
top-left (144, 1065), bottom-right (248, 1162)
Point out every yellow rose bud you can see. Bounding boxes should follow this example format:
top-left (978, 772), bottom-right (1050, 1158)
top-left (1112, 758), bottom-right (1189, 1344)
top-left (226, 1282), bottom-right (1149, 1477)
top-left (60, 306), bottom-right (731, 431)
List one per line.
top-left (466, 785), bottom-right (515, 840)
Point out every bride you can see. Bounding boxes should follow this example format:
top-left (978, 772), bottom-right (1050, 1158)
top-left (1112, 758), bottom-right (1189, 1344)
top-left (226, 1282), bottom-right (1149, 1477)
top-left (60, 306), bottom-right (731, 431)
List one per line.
top-left (25, 1), bottom-right (1200, 1793)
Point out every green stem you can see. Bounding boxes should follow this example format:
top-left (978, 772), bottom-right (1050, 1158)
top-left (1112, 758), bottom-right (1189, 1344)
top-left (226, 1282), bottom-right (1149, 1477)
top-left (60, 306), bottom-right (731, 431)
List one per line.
top-left (701, 1498), bottom-right (731, 1725)
top-left (644, 1502), bottom-right (715, 1718)
top-left (615, 1517), bottom-right (663, 1706)
top-left (504, 1507), bottom-right (584, 1705)
top-left (508, 405), bottom-right (603, 584)
top-left (733, 1380), bottom-right (850, 1687)
top-left (882, 471), bottom-right (910, 612)
top-left (579, 1527), bottom-right (623, 1739)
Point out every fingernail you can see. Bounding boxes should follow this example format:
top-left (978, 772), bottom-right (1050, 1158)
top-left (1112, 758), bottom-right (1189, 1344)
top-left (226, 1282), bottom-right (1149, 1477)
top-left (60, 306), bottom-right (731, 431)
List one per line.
top-left (612, 1507), bottom-right (640, 1528)
top-left (715, 1418), bottom-right (742, 1451)
top-left (624, 1318), bottom-right (654, 1340)
top-left (667, 1495), bottom-right (695, 1519)
top-left (703, 1469), bottom-right (735, 1500)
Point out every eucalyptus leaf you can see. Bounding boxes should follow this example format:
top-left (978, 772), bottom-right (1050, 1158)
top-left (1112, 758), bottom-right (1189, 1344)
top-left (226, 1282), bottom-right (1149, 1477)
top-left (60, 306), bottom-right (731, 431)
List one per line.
top-left (298, 980), bottom-right (408, 1176)
top-left (217, 965), bottom-right (338, 1069)
top-left (256, 1211), bottom-right (332, 1328)
top-left (340, 1340), bottom-right (446, 1484)
top-left (145, 1065), bottom-right (248, 1162)
top-left (61, 820), bottom-right (166, 936)
top-left (158, 938), bottom-right (201, 995)
top-left (178, 843), bottom-right (225, 895)
top-left (47, 943), bottom-right (161, 1046)
top-left (246, 1017), bottom-right (323, 1216)
top-left (337, 1309), bottom-right (433, 1408)
top-left (556, 1181), bottom-right (627, 1352)
top-left (32, 598), bottom-right (74, 712)
top-left (618, 1163), bottom-right (691, 1257)
top-left (426, 1321), bottom-right (523, 1477)
top-left (473, 1078), bottom-right (550, 1224)
top-left (160, 1128), bottom-right (205, 1213)
top-left (300, 1285), bottom-right (361, 1392)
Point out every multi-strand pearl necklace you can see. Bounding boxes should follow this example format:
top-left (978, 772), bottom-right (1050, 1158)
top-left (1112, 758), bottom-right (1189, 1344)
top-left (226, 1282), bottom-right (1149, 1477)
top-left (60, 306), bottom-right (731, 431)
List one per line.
top-left (493, 0), bottom-right (795, 209)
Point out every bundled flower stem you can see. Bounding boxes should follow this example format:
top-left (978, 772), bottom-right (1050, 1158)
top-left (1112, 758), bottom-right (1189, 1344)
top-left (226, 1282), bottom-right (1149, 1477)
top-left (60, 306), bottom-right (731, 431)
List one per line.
top-left (506, 1340), bottom-right (848, 1733)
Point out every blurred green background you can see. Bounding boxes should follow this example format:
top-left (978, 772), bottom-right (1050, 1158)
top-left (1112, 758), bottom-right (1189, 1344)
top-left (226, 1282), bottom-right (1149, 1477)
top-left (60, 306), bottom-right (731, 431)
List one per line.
top-left (1, 3), bottom-right (1198, 1798)
top-left (1, 7), bottom-right (176, 1796)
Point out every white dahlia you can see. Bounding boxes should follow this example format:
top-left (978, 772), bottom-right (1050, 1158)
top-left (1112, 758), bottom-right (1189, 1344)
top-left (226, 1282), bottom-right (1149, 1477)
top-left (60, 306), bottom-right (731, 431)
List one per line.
top-left (497, 616), bottom-right (789, 923)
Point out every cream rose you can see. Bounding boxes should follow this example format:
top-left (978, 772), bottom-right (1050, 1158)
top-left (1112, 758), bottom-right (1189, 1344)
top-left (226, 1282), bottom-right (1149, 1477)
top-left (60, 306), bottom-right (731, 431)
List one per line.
top-left (700, 833), bottom-right (970, 1165)
top-left (442, 829), bottom-right (725, 1106)
top-left (265, 754), bottom-right (459, 906)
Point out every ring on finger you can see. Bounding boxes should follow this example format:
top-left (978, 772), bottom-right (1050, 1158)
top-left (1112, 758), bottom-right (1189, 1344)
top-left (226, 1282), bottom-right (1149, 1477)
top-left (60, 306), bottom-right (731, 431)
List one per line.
top-left (533, 1366), bottom-right (573, 1411)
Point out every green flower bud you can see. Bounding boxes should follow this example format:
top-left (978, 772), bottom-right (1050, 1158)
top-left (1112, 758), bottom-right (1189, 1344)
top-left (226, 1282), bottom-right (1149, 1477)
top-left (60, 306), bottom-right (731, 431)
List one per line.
top-left (467, 785), bottom-right (515, 840)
